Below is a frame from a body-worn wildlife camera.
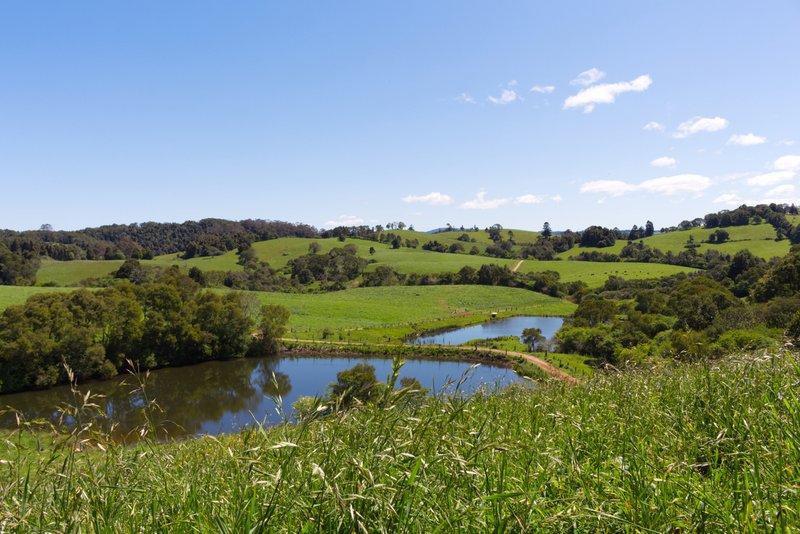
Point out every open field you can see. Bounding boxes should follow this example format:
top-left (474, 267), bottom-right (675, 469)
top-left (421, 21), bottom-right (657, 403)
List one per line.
top-left (517, 259), bottom-right (697, 285)
top-left (0, 286), bottom-right (84, 311)
top-left (36, 259), bottom-right (124, 286)
top-left (3, 352), bottom-right (796, 531)
top-left (226, 285), bottom-right (576, 342)
top-left (558, 223), bottom-right (787, 260)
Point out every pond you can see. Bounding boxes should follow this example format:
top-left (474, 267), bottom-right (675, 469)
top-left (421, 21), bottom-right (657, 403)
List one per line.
top-left (0, 356), bottom-right (520, 440)
top-left (409, 316), bottom-right (564, 346)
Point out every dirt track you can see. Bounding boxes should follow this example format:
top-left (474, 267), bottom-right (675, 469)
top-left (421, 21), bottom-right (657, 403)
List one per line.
top-left (280, 338), bottom-right (578, 384)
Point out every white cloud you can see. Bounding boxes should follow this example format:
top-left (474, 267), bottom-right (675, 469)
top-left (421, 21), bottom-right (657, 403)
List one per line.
top-left (766, 184), bottom-right (796, 197)
top-left (644, 121), bottom-right (665, 131)
top-left (580, 174), bottom-right (711, 197)
top-left (579, 180), bottom-right (638, 196)
top-left (714, 193), bottom-right (742, 205)
top-left (403, 191), bottom-right (453, 206)
top-left (570, 68), bottom-right (606, 87)
top-left (488, 89), bottom-right (520, 105)
top-left (323, 215), bottom-right (365, 227)
top-left (563, 74), bottom-right (652, 113)
top-left (514, 194), bottom-right (545, 205)
top-left (775, 155), bottom-right (800, 172)
top-left (456, 93), bottom-right (475, 104)
top-left (638, 174), bottom-right (711, 195)
top-left (552, 194), bottom-right (562, 202)
top-left (745, 171), bottom-right (796, 187)
top-left (728, 133), bottom-right (766, 146)
top-left (402, 192), bottom-right (454, 206)
top-left (530, 85), bottom-right (555, 94)
top-left (460, 192), bottom-right (510, 210)
top-left (650, 156), bottom-right (677, 168)
top-left (673, 116), bottom-right (729, 138)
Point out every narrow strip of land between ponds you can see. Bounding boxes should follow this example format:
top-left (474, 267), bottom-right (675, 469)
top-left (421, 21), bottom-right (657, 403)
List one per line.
top-left (279, 338), bottom-right (579, 384)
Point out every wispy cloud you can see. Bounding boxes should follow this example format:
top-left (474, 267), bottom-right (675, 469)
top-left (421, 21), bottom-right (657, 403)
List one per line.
top-left (402, 192), bottom-right (454, 206)
top-left (775, 155), bottom-right (800, 172)
top-left (570, 68), bottom-right (605, 87)
top-left (766, 184), bottom-right (796, 197)
top-left (530, 85), bottom-right (555, 94)
top-left (650, 156), bottom-right (677, 168)
top-left (745, 171), bottom-right (795, 187)
top-left (514, 194), bottom-right (545, 204)
top-left (673, 116), bottom-right (728, 138)
top-left (580, 174), bottom-right (712, 197)
top-left (644, 121), bottom-right (665, 131)
top-left (456, 93), bottom-right (476, 104)
top-left (714, 193), bottom-right (742, 206)
top-left (323, 215), bottom-right (365, 227)
top-left (460, 192), bottom-right (510, 210)
top-left (728, 133), bottom-right (766, 146)
top-left (563, 75), bottom-right (652, 113)
top-left (579, 180), bottom-right (639, 197)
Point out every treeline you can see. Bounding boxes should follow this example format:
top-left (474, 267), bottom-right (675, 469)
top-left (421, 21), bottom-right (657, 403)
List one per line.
top-left (0, 219), bottom-right (318, 266)
top-left (0, 268), bottom-right (290, 394)
top-left (555, 247), bottom-right (800, 364)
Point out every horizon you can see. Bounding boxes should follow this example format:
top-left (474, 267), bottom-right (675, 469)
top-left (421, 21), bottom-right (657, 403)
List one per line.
top-left (2, 1), bottom-right (799, 232)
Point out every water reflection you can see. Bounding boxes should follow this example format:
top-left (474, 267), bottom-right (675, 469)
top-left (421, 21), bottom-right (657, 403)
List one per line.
top-left (409, 316), bottom-right (564, 346)
top-left (0, 355), bottom-right (518, 439)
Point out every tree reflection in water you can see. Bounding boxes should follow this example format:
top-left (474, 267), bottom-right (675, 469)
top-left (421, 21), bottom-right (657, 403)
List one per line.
top-left (0, 356), bottom-right (292, 441)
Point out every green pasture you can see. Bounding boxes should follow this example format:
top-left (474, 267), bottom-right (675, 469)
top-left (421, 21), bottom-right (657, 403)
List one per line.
top-left (0, 286), bottom-right (83, 311)
top-left (226, 285), bottom-right (575, 342)
top-left (517, 259), bottom-right (697, 286)
top-left (557, 223), bottom-right (786, 260)
top-left (36, 260), bottom-right (123, 286)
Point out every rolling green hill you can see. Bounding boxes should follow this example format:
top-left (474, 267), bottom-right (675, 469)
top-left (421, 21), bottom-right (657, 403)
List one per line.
top-left (558, 222), bottom-right (787, 260)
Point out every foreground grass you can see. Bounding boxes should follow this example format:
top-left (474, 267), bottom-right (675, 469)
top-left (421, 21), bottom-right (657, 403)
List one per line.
top-left (2, 351), bottom-right (798, 531)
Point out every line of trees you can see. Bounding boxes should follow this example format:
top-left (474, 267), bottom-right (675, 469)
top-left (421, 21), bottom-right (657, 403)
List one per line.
top-left (0, 268), bottom-right (290, 394)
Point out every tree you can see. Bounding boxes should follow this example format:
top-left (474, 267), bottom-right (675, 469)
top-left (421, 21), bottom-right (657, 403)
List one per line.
top-left (329, 363), bottom-right (380, 404)
top-left (397, 222), bottom-right (406, 230)
top-left (542, 222), bottom-right (552, 238)
top-left (522, 327), bottom-right (545, 351)
top-left (369, 246), bottom-right (376, 256)
top-left (488, 224), bottom-right (503, 243)
top-left (308, 242), bottom-right (322, 254)
top-left (644, 220), bottom-right (655, 237)
top-left (249, 304), bottom-right (290, 356)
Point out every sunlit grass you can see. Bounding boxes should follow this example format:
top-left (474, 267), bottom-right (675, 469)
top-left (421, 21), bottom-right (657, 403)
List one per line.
top-left (2, 351), bottom-right (797, 531)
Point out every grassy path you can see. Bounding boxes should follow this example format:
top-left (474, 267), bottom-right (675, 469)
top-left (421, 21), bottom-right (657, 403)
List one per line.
top-left (512, 259), bottom-right (524, 272)
top-left (280, 338), bottom-right (578, 383)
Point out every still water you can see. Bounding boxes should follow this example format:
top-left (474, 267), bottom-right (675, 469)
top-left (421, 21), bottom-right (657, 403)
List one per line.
top-left (0, 356), bottom-right (519, 439)
top-left (409, 316), bottom-right (564, 346)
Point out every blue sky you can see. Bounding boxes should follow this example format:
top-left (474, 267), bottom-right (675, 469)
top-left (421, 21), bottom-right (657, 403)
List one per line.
top-left (2, 1), bottom-right (799, 232)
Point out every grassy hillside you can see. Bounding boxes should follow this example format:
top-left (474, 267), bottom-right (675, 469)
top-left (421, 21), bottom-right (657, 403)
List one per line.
top-left (34, 235), bottom-right (697, 288)
top-left (3, 352), bottom-right (796, 531)
top-left (0, 286), bottom-right (83, 311)
top-left (558, 223), bottom-right (787, 260)
top-left (227, 285), bottom-right (575, 342)
top-left (516, 259), bottom-right (697, 284)
top-left (36, 259), bottom-right (124, 286)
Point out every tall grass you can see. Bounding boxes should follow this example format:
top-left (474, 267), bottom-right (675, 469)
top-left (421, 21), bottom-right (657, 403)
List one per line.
top-left (1, 351), bottom-right (799, 531)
